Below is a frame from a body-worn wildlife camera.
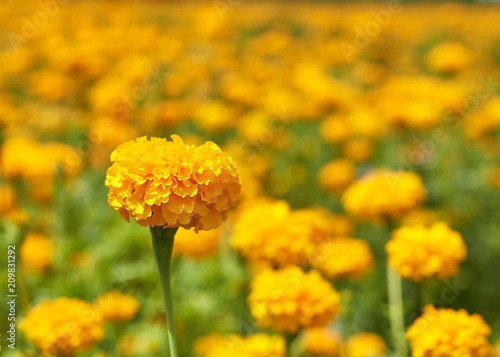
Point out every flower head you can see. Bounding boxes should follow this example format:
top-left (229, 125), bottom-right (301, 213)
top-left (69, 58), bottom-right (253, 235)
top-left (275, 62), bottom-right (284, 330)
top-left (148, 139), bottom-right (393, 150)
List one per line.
top-left (20, 233), bottom-right (54, 272)
top-left (248, 266), bottom-right (341, 334)
top-left (386, 222), bottom-right (466, 281)
top-left (21, 297), bottom-right (104, 356)
top-left (406, 305), bottom-right (491, 357)
top-left (309, 237), bottom-right (374, 281)
top-left (300, 326), bottom-right (342, 357)
top-left (342, 170), bottom-right (426, 221)
top-left (425, 42), bottom-right (473, 74)
top-left (345, 333), bottom-right (386, 357)
top-left (105, 135), bottom-right (241, 231)
top-left (318, 159), bottom-right (356, 193)
top-left (94, 291), bottom-right (140, 323)
top-left (194, 333), bottom-right (285, 357)
top-left (231, 200), bottom-right (333, 267)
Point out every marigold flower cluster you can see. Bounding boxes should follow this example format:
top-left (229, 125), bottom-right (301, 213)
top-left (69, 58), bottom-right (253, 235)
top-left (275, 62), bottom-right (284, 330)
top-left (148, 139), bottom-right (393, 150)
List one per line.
top-left (21, 298), bottom-right (104, 356)
top-left (309, 237), bottom-right (374, 281)
top-left (342, 170), bottom-right (426, 221)
top-left (406, 305), bottom-right (491, 357)
top-left (386, 222), bottom-right (467, 281)
top-left (94, 291), bottom-right (140, 323)
top-left (248, 266), bottom-right (341, 334)
top-left (194, 333), bottom-right (285, 357)
top-left (20, 233), bottom-right (54, 272)
top-left (105, 135), bottom-right (241, 230)
top-left (231, 200), bottom-right (334, 267)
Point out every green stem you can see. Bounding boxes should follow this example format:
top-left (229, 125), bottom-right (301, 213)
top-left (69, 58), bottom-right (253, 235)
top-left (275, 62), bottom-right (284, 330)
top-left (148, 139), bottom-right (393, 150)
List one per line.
top-left (387, 264), bottom-right (407, 357)
top-left (151, 226), bottom-right (179, 357)
top-left (285, 332), bottom-right (298, 357)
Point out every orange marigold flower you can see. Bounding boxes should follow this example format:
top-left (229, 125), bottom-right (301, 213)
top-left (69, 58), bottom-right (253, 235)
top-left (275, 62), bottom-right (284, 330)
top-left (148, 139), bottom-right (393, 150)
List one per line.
top-left (406, 305), bottom-right (491, 357)
top-left (342, 170), bottom-right (426, 221)
top-left (105, 135), bottom-right (241, 231)
top-left (425, 42), bottom-right (473, 74)
top-left (386, 223), bottom-right (466, 281)
top-left (318, 159), bottom-right (356, 193)
top-left (248, 266), bottom-right (341, 334)
top-left (300, 326), bottom-right (342, 357)
top-left (173, 226), bottom-right (220, 260)
top-left (309, 237), bottom-right (374, 281)
top-left (94, 291), bottom-right (140, 323)
top-left (21, 298), bottom-right (104, 356)
top-left (20, 233), bottom-right (54, 272)
top-left (345, 333), bottom-right (386, 357)
top-left (231, 200), bottom-right (332, 267)
top-left (194, 333), bottom-right (285, 357)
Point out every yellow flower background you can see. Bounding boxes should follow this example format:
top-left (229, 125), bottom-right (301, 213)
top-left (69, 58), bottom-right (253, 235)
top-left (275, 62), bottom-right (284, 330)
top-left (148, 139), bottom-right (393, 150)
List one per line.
top-left (1, 0), bottom-right (500, 356)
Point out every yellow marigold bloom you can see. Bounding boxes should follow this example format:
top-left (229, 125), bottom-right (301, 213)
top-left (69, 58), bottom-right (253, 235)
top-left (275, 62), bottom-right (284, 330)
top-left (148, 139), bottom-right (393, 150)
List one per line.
top-left (231, 200), bottom-right (331, 267)
top-left (425, 42), bottom-right (473, 74)
top-left (406, 305), bottom-right (491, 357)
top-left (345, 333), bottom-right (386, 357)
top-left (320, 115), bottom-right (351, 144)
top-left (300, 326), bottom-right (342, 357)
top-left (464, 97), bottom-right (500, 139)
top-left (105, 135), bottom-right (241, 230)
top-left (0, 184), bottom-right (16, 217)
top-left (21, 298), bottom-right (104, 356)
top-left (173, 226), bottom-right (220, 260)
top-left (20, 233), bottom-right (54, 272)
top-left (342, 170), bottom-right (426, 221)
top-left (386, 223), bottom-right (466, 281)
top-left (342, 138), bottom-right (373, 162)
top-left (248, 266), bottom-right (341, 334)
top-left (309, 237), bottom-right (374, 281)
top-left (318, 159), bottom-right (356, 193)
top-left (94, 291), bottom-right (140, 323)
top-left (195, 333), bottom-right (285, 357)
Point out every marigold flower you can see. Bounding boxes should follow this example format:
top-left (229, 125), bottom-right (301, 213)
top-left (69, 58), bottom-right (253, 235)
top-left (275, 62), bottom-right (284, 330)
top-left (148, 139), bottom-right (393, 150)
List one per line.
top-left (248, 266), bottom-right (341, 334)
top-left (318, 159), bottom-right (356, 193)
top-left (0, 184), bottom-right (19, 220)
top-left (342, 170), bottom-right (426, 221)
top-left (309, 237), bottom-right (374, 281)
top-left (386, 222), bottom-right (466, 281)
top-left (94, 291), bottom-right (140, 323)
top-left (21, 297), bottom-right (104, 356)
top-left (194, 333), bottom-right (285, 357)
top-left (231, 200), bottom-right (332, 267)
top-left (300, 326), bottom-right (342, 357)
top-left (20, 233), bottom-right (54, 272)
top-left (173, 226), bottom-right (220, 260)
top-left (345, 333), bottom-right (386, 357)
top-left (105, 135), bottom-right (241, 231)
top-left (425, 42), bottom-right (473, 74)
top-left (406, 305), bottom-right (491, 357)
top-left (342, 138), bottom-right (374, 162)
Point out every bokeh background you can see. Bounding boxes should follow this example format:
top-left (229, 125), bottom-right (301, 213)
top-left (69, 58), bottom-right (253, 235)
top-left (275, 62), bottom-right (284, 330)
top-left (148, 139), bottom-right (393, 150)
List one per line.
top-left (1, 0), bottom-right (500, 356)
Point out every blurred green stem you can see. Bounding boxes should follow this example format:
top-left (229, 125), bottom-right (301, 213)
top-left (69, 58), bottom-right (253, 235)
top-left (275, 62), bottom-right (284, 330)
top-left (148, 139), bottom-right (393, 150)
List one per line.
top-left (151, 226), bottom-right (179, 357)
top-left (387, 264), bottom-right (407, 357)
top-left (285, 332), bottom-right (299, 357)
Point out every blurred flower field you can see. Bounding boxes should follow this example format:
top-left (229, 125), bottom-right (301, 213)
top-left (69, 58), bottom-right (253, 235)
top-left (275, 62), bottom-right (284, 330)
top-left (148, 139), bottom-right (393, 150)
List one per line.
top-left (1, 0), bottom-right (500, 356)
